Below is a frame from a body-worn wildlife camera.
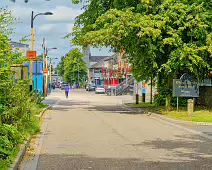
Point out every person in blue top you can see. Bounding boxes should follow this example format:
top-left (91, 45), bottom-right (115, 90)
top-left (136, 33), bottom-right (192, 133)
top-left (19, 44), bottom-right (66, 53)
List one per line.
top-left (65, 84), bottom-right (70, 98)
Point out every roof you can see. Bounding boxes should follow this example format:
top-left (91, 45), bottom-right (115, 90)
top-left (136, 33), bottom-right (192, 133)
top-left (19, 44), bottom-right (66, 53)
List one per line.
top-left (90, 54), bottom-right (118, 68)
top-left (11, 41), bottom-right (29, 48)
top-left (89, 55), bottom-right (110, 62)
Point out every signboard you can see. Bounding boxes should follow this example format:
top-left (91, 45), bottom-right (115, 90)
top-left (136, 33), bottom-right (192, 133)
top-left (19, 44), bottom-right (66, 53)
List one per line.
top-left (141, 81), bottom-right (146, 94)
top-left (43, 68), bottom-right (48, 74)
top-left (27, 51), bottom-right (36, 60)
top-left (173, 74), bottom-right (199, 97)
top-left (94, 73), bottom-right (101, 77)
top-left (199, 79), bottom-right (212, 86)
top-left (10, 66), bottom-right (28, 80)
top-left (94, 69), bottom-right (101, 73)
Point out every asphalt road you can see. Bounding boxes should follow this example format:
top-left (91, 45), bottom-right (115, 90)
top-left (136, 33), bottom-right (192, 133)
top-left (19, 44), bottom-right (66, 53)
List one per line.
top-left (21, 89), bottom-right (212, 170)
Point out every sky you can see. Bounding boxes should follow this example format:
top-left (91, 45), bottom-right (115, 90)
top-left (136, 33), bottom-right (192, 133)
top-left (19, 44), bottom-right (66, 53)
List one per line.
top-left (2, 0), bottom-right (113, 67)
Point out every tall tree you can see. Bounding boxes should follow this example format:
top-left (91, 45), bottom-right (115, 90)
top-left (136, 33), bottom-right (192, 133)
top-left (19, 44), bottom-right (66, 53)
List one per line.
top-left (71, 0), bottom-right (212, 109)
top-left (57, 56), bottom-right (65, 77)
top-left (63, 48), bottom-right (87, 85)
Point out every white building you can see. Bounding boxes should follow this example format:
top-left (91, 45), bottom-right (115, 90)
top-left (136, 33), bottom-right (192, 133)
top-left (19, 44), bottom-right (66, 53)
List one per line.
top-left (11, 41), bottom-right (29, 57)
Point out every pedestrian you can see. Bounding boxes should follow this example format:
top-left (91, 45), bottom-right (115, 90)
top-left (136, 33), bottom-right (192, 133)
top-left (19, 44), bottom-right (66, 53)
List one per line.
top-left (65, 84), bottom-right (70, 98)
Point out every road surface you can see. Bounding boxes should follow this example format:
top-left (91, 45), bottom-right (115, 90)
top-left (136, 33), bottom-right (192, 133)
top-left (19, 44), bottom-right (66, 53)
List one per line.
top-left (21, 89), bottom-right (212, 170)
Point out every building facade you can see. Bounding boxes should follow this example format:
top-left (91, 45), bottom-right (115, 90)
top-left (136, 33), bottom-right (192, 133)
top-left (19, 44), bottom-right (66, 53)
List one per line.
top-left (11, 41), bottom-right (29, 57)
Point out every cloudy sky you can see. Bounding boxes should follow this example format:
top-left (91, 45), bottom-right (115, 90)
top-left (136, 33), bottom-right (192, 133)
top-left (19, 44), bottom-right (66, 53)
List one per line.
top-left (2, 0), bottom-right (113, 67)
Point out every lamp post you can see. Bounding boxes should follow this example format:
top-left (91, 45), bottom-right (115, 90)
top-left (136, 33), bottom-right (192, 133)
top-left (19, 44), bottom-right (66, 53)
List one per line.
top-left (44, 47), bottom-right (57, 95)
top-left (47, 49), bottom-right (57, 93)
top-left (77, 62), bottom-right (79, 88)
top-left (30, 11), bottom-right (53, 92)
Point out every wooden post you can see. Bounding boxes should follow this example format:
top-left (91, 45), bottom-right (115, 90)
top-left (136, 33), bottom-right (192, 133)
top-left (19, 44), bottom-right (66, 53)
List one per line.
top-left (187, 99), bottom-right (194, 118)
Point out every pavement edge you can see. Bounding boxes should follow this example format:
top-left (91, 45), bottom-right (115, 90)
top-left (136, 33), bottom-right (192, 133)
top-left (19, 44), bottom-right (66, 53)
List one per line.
top-left (9, 105), bottom-right (52, 170)
top-left (122, 103), bottom-right (212, 126)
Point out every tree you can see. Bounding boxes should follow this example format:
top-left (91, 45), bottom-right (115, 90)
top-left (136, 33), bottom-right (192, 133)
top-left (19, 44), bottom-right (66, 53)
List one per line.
top-left (63, 48), bottom-right (87, 86)
top-left (71, 0), bottom-right (212, 109)
top-left (0, 7), bottom-right (42, 168)
top-left (57, 56), bottom-right (65, 77)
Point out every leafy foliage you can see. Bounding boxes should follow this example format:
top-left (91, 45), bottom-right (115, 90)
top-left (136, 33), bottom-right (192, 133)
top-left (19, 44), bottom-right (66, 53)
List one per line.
top-left (71, 0), bottom-right (212, 108)
top-left (0, 7), bottom-right (42, 169)
top-left (63, 48), bottom-right (87, 85)
top-left (57, 56), bottom-right (65, 77)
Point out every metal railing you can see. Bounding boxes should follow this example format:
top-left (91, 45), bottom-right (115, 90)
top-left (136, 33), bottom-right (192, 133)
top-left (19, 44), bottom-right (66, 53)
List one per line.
top-left (115, 76), bottom-right (134, 96)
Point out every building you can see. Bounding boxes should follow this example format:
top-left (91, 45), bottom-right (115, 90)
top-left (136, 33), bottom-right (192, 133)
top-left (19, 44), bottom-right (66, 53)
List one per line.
top-left (11, 41), bottom-right (29, 57)
top-left (82, 46), bottom-right (111, 85)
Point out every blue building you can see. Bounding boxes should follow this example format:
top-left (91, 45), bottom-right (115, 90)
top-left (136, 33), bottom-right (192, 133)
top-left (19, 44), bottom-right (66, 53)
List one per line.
top-left (24, 61), bottom-right (44, 94)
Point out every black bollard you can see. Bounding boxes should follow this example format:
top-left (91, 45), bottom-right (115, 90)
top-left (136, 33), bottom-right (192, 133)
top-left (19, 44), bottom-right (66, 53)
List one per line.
top-left (142, 93), bottom-right (145, 102)
top-left (136, 94), bottom-right (139, 104)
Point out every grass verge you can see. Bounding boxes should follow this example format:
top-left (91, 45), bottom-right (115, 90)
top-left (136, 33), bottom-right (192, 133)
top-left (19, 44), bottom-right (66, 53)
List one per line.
top-left (125, 103), bottom-right (212, 122)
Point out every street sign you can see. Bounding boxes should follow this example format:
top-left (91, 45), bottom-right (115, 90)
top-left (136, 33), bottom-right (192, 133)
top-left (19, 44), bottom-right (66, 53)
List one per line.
top-left (173, 74), bottom-right (199, 97)
top-left (43, 68), bottom-right (48, 74)
top-left (27, 51), bottom-right (36, 60)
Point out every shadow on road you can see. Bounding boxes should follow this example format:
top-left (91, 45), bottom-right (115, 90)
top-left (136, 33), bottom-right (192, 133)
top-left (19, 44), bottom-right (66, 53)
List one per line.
top-left (87, 105), bottom-right (145, 115)
top-left (35, 133), bottom-right (212, 170)
top-left (128, 134), bottom-right (212, 169)
top-left (57, 100), bottom-right (90, 106)
top-left (37, 144), bottom-right (212, 170)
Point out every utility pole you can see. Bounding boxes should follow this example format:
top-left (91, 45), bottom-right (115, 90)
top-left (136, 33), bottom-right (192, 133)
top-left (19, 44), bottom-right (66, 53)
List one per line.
top-left (45, 47), bottom-right (48, 96)
top-left (29, 11), bottom-right (35, 92)
top-left (29, 11), bottom-right (53, 92)
top-left (42, 38), bottom-right (46, 96)
top-left (77, 63), bottom-right (79, 88)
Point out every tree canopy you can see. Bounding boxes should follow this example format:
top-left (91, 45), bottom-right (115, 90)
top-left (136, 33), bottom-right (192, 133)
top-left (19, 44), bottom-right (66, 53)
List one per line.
top-left (57, 48), bottom-right (87, 85)
top-left (70, 0), bottom-right (212, 108)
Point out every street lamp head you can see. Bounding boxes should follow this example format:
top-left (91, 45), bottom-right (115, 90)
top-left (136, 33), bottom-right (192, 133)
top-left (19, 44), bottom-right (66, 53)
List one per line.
top-left (52, 47), bottom-right (57, 49)
top-left (44, 12), bottom-right (53, 15)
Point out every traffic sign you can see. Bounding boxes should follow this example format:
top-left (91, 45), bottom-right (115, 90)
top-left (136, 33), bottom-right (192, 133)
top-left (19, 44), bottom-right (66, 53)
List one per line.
top-left (27, 51), bottom-right (36, 60)
top-left (43, 68), bottom-right (48, 74)
top-left (43, 69), bottom-right (48, 74)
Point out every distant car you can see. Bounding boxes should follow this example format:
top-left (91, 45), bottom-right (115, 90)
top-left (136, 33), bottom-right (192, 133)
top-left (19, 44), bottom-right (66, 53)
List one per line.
top-left (88, 85), bottom-right (96, 91)
top-left (60, 82), bottom-right (69, 90)
top-left (55, 82), bottom-right (60, 88)
top-left (95, 86), bottom-right (105, 94)
top-left (85, 84), bottom-right (91, 91)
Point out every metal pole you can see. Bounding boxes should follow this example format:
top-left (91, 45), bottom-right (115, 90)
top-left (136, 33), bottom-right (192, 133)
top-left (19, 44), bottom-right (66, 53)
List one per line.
top-left (136, 83), bottom-right (139, 104)
top-left (108, 68), bottom-right (109, 86)
top-left (45, 50), bottom-right (48, 96)
top-left (36, 59), bottom-right (38, 99)
top-left (42, 38), bottom-right (45, 96)
top-left (150, 76), bottom-right (153, 104)
top-left (49, 57), bottom-right (51, 93)
top-left (30, 11), bottom-right (34, 91)
top-left (177, 97), bottom-right (179, 111)
top-left (78, 63), bottom-right (79, 88)
top-left (49, 64), bottom-right (52, 92)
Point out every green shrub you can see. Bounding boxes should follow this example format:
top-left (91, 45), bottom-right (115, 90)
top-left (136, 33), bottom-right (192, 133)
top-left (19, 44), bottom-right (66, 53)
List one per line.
top-left (0, 124), bottom-right (23, 160)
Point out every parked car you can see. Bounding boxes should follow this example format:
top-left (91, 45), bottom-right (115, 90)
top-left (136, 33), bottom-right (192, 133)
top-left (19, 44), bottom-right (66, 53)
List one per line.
top-left (55, 82), bottom-right (60, 88)
top-left (60, 82), bottom-right (69, 90)
top-left (95, 86), bottom-right (105, 94)
top-left (85, 84), bottom-right (91, 91)
top-left (88, 85), bottom-right (96, 91)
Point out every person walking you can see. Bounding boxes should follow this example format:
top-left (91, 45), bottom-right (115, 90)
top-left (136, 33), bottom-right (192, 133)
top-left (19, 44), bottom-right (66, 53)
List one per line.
top-left (65, 84), bottom-right (70, 98)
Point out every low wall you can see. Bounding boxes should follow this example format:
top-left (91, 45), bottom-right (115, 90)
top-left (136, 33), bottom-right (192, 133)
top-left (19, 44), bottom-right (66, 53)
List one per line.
top-left (197, 86), bottom-right (212, 107)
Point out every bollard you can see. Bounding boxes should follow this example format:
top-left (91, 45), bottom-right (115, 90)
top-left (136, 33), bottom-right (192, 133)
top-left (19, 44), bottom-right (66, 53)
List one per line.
top-left (136, 94), bottom-right (139, 104)
top-left (142, 93), bottom-right (145, 102)
top-left (187, 99), bottom-right (194, 118)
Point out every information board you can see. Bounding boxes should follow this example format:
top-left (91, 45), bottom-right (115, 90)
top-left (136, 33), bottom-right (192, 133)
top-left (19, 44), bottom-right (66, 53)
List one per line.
top-left (173, 74), bottom-right (199, 97)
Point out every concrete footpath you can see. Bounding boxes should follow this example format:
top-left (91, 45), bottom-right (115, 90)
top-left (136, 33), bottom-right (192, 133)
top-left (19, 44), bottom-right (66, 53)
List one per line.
top-left (20, 89), bottom-right (212, 170)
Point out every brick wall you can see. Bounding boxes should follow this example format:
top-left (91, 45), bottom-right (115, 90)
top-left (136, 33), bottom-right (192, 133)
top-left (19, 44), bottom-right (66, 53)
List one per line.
top-left (196, 87), bottom-right (212, 107)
